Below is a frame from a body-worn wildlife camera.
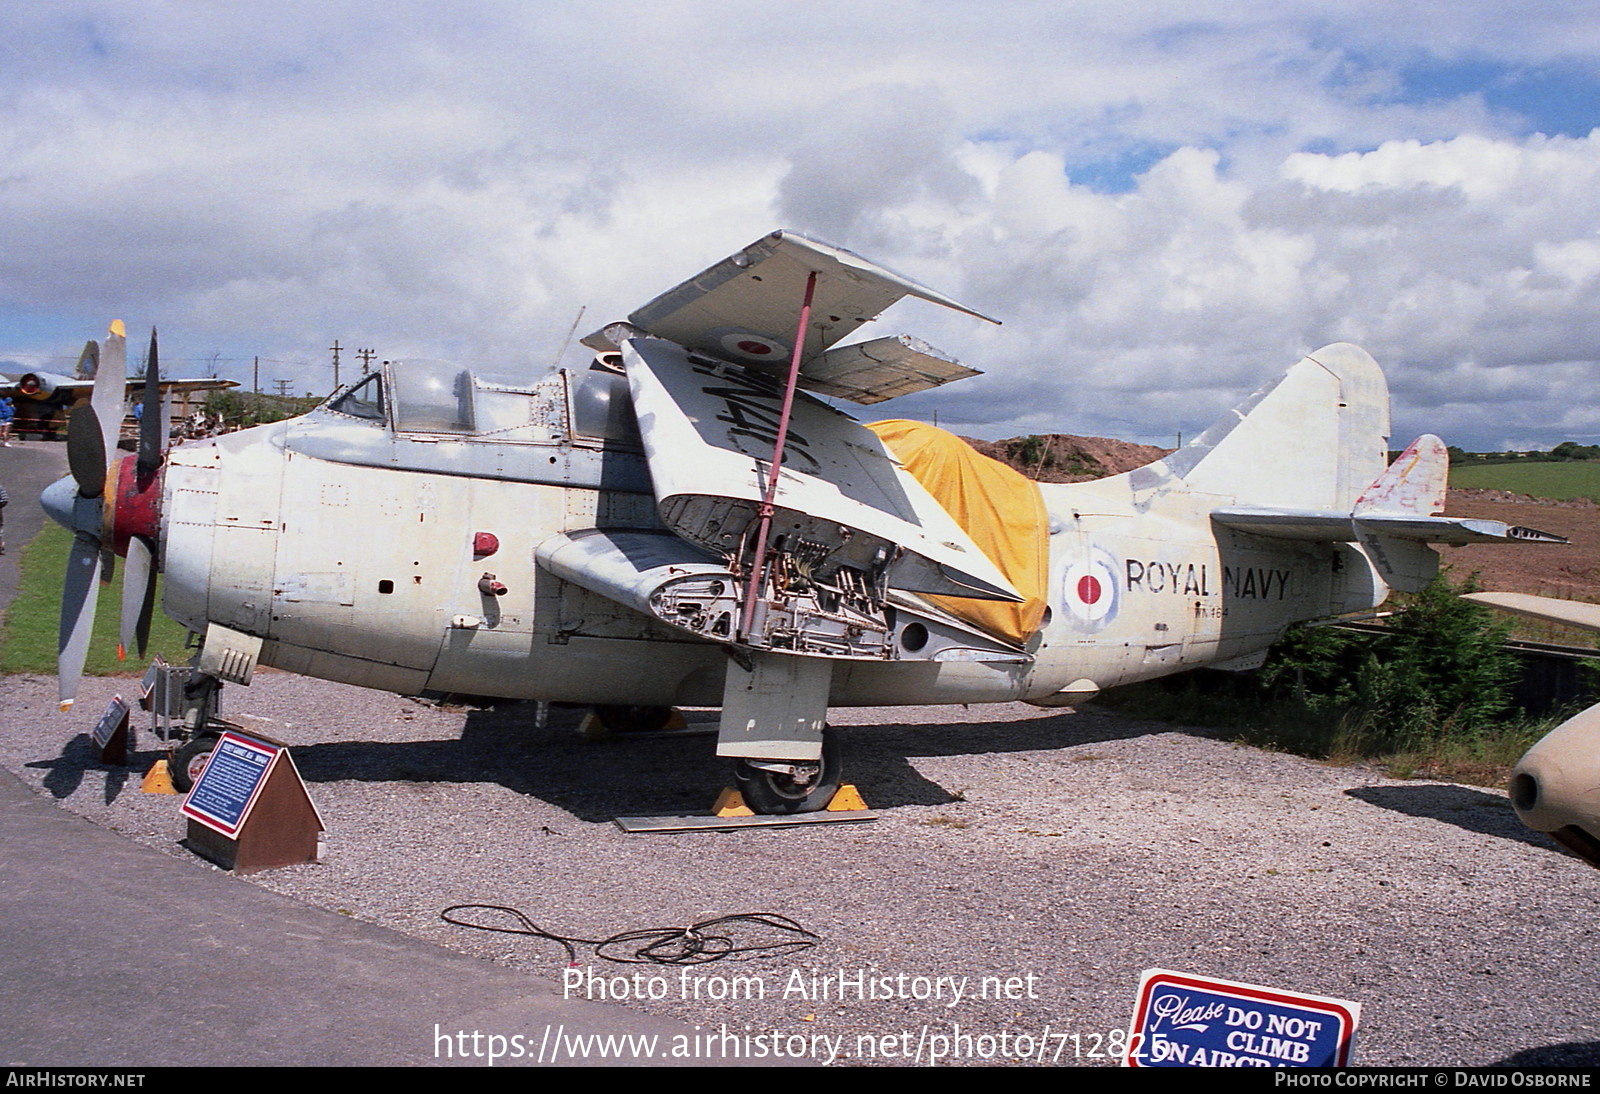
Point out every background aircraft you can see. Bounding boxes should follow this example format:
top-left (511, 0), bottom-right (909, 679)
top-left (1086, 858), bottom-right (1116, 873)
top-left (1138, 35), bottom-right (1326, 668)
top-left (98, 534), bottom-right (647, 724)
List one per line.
top-left (2, 322), bottom-right (234, 439)
top-left (40, 232), bottom-right (1562, 809)
top-left (1462, 593), bottom-right (1600, 868)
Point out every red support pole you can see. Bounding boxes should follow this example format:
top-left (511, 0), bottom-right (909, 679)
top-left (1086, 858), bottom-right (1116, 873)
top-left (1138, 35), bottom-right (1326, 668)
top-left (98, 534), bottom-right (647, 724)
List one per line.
top-left (738, 270), bottom-right (818, 642)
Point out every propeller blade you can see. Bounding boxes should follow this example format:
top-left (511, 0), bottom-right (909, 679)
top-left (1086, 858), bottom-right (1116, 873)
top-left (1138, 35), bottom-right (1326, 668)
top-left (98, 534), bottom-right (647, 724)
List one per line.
top-left (58, 531), bottom-right (103, 710)
top-left (119, 536), bottom-right (157, 661)
top-left (66, 404), bottom-right (107, 498)
top-left (92, 320), bottom-right (127, 467)
top-left (138, 327), bottom-right (162, 475)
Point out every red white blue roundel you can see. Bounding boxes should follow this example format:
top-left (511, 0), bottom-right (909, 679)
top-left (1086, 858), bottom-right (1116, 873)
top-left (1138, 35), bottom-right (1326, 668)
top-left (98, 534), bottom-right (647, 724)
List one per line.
top-left (712, 327), bottom-right (790, 363)
top-left (1061, 547), bottom-right (1120, 631)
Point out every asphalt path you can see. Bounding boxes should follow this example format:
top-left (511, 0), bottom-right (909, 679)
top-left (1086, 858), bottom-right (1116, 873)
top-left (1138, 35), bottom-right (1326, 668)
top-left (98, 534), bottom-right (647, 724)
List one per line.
top-left (0, 442), bottom-right (703, 1068)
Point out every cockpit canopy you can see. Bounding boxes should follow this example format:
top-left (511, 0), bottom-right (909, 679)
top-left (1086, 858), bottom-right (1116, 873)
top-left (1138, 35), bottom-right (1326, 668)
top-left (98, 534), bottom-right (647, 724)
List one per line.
top-left (323, 357), bottom-right (638, 445)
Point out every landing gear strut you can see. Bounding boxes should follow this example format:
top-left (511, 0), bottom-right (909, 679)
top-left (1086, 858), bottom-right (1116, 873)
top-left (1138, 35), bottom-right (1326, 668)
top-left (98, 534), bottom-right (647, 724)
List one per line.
top-left (161, 668), bottom-right (226, 794)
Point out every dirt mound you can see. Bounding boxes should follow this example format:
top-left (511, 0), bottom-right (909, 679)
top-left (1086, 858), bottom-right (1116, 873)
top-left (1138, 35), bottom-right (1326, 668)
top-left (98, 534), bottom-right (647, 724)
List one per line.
top-left (1442, 488), bottom-right (1600, 603)
top-left (963, 433), bottom-right (1172, 483)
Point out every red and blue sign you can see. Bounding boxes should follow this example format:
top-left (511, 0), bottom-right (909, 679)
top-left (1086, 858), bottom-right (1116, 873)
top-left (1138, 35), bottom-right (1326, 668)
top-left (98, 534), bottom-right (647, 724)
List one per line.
top-left (179, 731), bottom-right (280, 838)
top-left (1126, 969), bottom-right (1360, 1067)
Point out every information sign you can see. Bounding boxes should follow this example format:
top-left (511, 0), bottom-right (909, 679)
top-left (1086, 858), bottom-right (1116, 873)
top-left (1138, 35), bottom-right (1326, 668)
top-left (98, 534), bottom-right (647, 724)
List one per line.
top-left (178, 730), bottom-right (325, 873)
top-left (180, 731), bottom-right (277, 837)
top-left (92, 696), bottom-right (129, 752)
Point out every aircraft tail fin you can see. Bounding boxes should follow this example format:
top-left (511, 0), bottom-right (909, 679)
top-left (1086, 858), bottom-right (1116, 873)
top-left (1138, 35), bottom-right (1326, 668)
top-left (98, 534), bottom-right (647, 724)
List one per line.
top-left (1354, 433), bottom-right (1448, 517)
top-left (1167, 342), bottom-right (1390, 512)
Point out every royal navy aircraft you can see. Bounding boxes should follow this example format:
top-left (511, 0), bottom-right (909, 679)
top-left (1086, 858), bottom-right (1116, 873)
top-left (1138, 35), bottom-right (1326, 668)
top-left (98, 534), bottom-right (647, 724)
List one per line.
top-left (2, 323), bottom-right (233, 439)
top-left (41, 231), bottom-right (1563, 808)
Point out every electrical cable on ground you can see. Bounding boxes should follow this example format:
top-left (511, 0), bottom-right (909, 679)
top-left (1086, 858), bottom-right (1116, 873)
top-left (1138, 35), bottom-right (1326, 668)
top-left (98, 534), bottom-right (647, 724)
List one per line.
top-left (441, 903), bottom-right (819, 966)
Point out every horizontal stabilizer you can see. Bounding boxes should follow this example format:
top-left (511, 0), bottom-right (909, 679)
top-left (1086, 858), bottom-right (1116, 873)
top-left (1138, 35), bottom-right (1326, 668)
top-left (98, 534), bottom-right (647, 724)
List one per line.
top-left (1465, 591), bottom-right (1600, 633)
top-left (1212, 508), bottom-right (1568, 546)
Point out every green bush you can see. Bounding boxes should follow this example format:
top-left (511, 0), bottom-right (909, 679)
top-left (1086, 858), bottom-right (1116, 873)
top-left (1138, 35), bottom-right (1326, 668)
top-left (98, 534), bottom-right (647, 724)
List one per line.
top-left (1098, 571), bottom-right (1540, 781)
top-left (1259, 572), bottom-right (1516, 747)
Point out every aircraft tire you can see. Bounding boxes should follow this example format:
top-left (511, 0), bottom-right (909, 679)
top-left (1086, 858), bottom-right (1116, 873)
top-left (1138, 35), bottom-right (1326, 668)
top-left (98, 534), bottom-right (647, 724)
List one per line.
top-left (733, 731), bottom-right (841, 815)
top-left (169, 734), bottom-right (220, 794)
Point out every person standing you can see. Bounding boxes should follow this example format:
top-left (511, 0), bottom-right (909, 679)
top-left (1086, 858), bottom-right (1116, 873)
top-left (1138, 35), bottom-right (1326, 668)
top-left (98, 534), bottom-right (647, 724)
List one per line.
top-left (0, 396), bottom-right (14, 446)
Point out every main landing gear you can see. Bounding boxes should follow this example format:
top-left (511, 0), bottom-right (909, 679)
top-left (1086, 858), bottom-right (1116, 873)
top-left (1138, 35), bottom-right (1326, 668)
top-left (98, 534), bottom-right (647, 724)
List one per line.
top-left (732, 731), bottom-right (842, 815)
top-left (169, 733), bottom-right (220, 794)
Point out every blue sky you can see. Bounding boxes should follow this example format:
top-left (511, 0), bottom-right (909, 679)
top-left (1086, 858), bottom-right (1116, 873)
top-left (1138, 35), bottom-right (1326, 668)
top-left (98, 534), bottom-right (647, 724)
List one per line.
top-left (2, 2), bottom-right (1599, 450)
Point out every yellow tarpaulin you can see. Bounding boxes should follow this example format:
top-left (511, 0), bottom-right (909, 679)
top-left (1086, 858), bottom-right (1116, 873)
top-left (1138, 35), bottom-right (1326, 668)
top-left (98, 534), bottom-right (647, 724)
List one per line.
top-left (867, 420), bottom-right (1050, 645)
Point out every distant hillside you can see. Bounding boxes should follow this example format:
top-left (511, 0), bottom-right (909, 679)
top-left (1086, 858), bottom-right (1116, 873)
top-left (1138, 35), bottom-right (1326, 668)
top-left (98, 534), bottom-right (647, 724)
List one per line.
top-left (964, 433), bottom-right (1173, 483)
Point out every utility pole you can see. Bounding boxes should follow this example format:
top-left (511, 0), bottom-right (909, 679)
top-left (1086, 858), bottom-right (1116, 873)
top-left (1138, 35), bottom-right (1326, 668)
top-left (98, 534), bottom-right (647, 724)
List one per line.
top-left (329, 340), bottom-right (342, 388)
top-left (273, 379), bottom-right (292, 399)
top-left (356, 347), bottom-right (376, 375)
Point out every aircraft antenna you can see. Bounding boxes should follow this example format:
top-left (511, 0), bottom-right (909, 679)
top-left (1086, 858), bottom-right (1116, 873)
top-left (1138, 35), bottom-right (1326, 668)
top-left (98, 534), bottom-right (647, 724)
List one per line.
top-left (551, 306), bottom-right (587, 370)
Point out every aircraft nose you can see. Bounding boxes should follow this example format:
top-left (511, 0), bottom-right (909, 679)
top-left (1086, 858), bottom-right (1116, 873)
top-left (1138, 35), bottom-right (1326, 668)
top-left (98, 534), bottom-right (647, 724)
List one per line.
top-left (41, 474), bottom-right (78, 533)
top-left (1510, 704), bottom-right (1600, 867)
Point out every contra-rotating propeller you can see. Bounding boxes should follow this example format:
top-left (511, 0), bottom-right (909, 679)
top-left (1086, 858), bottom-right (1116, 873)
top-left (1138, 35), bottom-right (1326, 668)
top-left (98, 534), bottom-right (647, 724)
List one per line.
top-left (121, 327), bottom-right (163, 664)
top-left (45, 322), bottom-right (167, 709)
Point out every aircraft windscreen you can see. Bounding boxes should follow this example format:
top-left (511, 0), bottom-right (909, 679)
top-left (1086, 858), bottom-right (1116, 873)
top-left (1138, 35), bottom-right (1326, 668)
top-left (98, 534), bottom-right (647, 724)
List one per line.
top-left (327, 373), bottom-right (386, 422)
top-left (388, 359), bottom-right (475, 434)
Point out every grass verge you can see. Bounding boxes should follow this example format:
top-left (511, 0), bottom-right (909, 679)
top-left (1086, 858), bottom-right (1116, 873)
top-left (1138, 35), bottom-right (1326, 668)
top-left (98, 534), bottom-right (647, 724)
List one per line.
top-left (1450, 460), bottom-right (1600, 502)
top-left (1094, 673), bottom-right (1554, 787)
top-left (0, 522), bottom-right (192, 675)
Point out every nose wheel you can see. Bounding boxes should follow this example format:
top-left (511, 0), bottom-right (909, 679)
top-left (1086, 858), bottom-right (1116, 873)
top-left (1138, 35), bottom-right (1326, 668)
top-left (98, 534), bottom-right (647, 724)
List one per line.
top-left (732, 731), bottom-right (841, 815)
top-left (169, 733), bottom-right (220, 794)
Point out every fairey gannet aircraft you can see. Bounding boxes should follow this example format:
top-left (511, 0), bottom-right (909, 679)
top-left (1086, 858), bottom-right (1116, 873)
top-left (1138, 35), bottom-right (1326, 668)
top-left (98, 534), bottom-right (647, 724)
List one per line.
top-left (41, 230), bottom-right (1563, 809)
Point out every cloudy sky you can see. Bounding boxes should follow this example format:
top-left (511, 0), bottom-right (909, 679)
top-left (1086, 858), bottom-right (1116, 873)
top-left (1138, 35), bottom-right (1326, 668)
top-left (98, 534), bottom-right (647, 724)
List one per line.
top-left (2, 2), bottom-right (1598, 451)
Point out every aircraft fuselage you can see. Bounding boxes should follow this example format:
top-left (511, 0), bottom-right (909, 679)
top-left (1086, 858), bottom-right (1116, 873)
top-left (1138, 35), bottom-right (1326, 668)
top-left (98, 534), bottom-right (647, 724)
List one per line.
top-left (156, 362), bottom-right (1384, 711)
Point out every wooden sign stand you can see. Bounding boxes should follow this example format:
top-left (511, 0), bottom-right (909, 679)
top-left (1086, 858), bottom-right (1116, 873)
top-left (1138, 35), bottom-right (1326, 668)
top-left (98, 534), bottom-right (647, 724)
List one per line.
top-left (92, 697), bottom-right (130, 767)
top-left (179, 731), bottom-right (325, 874)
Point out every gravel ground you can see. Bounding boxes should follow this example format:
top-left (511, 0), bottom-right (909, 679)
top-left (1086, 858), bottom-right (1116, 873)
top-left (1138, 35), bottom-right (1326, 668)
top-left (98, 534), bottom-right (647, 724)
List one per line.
top-left (2, 669), bottom-right (1596, 1068)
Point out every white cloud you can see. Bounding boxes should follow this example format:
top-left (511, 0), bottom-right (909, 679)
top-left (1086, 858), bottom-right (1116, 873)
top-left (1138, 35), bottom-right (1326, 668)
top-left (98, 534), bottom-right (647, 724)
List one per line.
top-left (1, 4), bottom-right (1599, 447)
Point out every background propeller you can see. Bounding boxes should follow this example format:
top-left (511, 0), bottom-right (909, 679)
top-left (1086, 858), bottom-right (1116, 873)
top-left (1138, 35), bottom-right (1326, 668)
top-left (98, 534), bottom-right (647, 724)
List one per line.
top-left (119, 328), bottom-right (163, 662)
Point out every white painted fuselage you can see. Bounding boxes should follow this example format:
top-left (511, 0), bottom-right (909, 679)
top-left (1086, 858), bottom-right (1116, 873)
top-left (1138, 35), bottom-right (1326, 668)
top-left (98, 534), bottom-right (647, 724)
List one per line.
top-left (158, 347), bottom-right (1396, 712)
